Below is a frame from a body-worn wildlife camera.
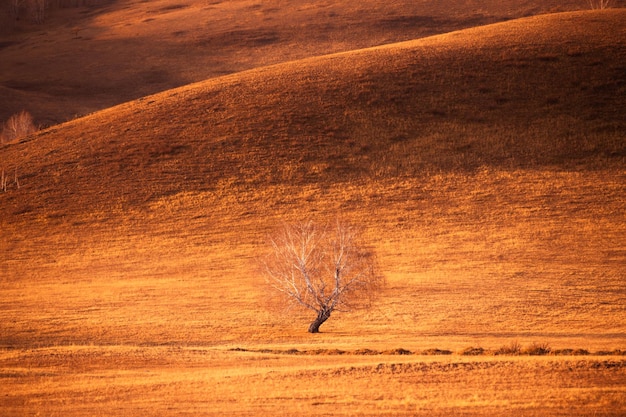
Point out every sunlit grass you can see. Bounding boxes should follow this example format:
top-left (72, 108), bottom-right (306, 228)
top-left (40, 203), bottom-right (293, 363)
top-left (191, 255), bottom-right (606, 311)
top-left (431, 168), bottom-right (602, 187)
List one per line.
top-left (0, 7), bottom-right (624, 417)
top-left (1, 346), bottom-right (625, 416)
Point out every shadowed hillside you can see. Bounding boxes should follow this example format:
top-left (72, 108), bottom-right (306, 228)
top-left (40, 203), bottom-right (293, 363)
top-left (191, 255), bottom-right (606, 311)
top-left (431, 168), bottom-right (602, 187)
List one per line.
top-left (2, 11), bottom-right (624, 211)
top-left (0, 11), bottom-right (625, 349)
top-left (0, 0), bottom-right (617, 125)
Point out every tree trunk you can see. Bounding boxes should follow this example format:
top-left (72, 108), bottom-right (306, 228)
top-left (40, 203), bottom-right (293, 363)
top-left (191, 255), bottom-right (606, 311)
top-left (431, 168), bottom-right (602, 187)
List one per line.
top-left (308, 310), bottom-right (331, 333)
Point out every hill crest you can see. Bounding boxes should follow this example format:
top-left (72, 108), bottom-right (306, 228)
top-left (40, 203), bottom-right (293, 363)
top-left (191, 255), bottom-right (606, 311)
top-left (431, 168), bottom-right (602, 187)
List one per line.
top-left (0, 10), bottom-right (624, 222)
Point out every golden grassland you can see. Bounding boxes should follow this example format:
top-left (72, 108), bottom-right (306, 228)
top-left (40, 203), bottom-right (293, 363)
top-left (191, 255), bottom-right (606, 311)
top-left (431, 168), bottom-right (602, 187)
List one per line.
top-left (2, 346), bottom-right (626, 416)
top-left (0, 6), bottom-right (625, 417)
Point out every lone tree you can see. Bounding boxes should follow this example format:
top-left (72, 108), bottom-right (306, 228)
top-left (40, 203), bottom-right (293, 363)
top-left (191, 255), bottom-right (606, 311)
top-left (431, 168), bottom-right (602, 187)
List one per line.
top-left (1, 111), bottom-right (37, 144)
top-left (263, 220), bottom-right (383, 333)
top-left (588, 0), bottom-right (612, 9)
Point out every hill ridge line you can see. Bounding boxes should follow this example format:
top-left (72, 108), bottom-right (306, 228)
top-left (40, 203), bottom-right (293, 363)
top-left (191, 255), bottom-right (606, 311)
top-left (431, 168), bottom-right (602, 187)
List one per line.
top-left (20, 8), bottom-right (624, 135)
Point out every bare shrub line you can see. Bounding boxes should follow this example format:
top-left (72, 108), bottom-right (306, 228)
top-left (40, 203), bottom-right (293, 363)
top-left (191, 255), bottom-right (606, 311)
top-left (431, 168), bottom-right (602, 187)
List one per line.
top-left (229, 346), bottom-right (626, 356)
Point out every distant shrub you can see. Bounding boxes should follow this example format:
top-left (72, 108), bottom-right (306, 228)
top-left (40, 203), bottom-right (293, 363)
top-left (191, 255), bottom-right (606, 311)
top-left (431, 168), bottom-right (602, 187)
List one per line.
top-left (552, 348), bottom-right (590, 356)
top-left (421, 348), bottom-right (453, 355)
top-left (522, 342), bottom-right (551, 356)
top-left (461, 347), bottom-right (485, 356)
top-left (353, 348), bottom-right (380, 355)
top-left (1, 111), bottom-right (37, 144)
top-left (383, 348), bottom-right (413, 355)
top-left (495, 341), bottom-right (522, 356)
top-left (596, 349), bottom-right (626, 356)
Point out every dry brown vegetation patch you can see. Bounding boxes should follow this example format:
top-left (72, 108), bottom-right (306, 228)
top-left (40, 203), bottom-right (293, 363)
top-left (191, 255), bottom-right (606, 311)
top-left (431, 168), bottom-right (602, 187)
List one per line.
top-left (231, 346), bottom-right (626, 357)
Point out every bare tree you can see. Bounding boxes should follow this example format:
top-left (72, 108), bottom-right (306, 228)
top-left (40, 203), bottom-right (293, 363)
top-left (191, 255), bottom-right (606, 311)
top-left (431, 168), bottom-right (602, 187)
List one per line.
top-left (8, 0), bottom-right (24, 20)
top-left (588, 0), bottom-right (612, 9)
top-left (0, 167), bottom-right (20, 192)
top-left (1, 110), bottom-right (37, 144)
top-left (1, 169), bottom-right (7, 192)
top-left (6, 0), bottom-right (89, 24)
top-left (263, 220), bottom-right (383, 333)
top-left (25, 0), bottom-right (46, 23)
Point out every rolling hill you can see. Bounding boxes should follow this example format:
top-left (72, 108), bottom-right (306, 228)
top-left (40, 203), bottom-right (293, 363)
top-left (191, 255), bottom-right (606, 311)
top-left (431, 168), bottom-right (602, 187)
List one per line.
top-left (0, 0), bottom-right (613, 125)
top-left (0, 10), bottom-right (625, 351)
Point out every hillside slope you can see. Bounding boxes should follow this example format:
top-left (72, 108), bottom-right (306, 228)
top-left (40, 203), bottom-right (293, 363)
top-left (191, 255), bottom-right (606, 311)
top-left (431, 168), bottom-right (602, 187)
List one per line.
top-left (0, 0), bottom-right (610, 125)
top-left (2, 10), bottom-right (624, 213)
top-left (0, 11), bottom-right (625, 348)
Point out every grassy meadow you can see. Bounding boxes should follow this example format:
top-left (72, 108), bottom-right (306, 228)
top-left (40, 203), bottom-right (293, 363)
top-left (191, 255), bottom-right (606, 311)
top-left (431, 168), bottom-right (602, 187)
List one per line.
top-left (2, 347), bottom-right (625, 416)
top-left (1, 1), bottom-right (625, 416)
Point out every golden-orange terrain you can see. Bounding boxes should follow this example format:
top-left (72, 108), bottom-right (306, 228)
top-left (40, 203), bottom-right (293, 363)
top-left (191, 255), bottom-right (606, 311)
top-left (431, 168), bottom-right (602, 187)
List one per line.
top-left (1, 1), bottom-right (625, 416)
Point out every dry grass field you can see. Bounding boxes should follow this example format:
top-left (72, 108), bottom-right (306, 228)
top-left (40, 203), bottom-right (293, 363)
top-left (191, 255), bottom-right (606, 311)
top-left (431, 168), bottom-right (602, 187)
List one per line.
top-left (1, 1), bottom-right (626, 416)
top-left (2, 347), bottom-right (625, 416)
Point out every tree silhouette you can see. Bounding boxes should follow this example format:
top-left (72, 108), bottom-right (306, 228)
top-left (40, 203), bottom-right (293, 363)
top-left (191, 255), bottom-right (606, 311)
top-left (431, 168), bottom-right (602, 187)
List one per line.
top-left (263, 220), bottom-right (383, 333)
